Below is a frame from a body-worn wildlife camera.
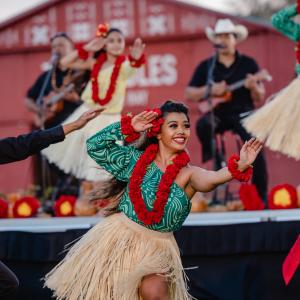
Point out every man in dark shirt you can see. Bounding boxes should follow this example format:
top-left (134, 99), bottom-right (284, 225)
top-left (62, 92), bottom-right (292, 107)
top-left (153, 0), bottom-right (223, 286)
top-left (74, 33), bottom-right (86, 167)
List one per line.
top-left (0, 107), bottom-right (102, 299)
top-left (25, 32), bottom-right (87, 129)
top-left (185, 19), bottom-right (268, 200)
top-left (25, 32), bottom-right (90, 189)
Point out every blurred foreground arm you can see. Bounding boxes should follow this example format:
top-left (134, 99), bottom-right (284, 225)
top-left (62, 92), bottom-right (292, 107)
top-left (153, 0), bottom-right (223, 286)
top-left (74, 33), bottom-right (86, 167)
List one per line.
top-left (0, 107), bottom-right (103, 164)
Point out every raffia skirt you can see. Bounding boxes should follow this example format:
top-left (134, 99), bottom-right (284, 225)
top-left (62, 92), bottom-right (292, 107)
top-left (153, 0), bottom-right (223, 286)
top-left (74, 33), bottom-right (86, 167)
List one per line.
top-left (44, 213), bottom-right (192, 300)
top-left (42, 103), bottom-right (120, 180)
top-left (243, 77), bottom-right (300, 160)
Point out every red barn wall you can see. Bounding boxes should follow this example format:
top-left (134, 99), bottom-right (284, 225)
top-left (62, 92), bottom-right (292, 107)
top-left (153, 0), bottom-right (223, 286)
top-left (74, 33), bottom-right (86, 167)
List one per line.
top-left (0, 0), bottom-right (299, 193)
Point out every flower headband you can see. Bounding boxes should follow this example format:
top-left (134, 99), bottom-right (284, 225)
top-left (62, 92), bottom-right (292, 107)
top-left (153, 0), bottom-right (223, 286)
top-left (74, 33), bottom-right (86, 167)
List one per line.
top-left (146, 108), bottom-right (164, 138)
top-left (121, 108), bottom-right (164, 143)
top-left (96, 23), bottom-right (109, 38)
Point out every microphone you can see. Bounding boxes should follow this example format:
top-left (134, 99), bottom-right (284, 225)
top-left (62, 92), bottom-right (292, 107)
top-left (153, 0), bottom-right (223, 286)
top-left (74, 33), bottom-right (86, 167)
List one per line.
top-left (50, 52), bottom-right (60, 65)
top-left (213, 44), bottom-right (226, 49)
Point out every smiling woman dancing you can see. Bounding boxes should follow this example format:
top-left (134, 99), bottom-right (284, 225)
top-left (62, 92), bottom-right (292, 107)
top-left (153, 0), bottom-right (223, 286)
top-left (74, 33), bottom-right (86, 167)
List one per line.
top-left (45, 101), bottom-right (263, 300)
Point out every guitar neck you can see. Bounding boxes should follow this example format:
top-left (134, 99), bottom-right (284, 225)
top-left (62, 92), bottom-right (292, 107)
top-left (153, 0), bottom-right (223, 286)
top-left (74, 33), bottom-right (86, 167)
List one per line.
top-left (228, 79), bottom-right (246, 92)
top-left (48, 84), bottom-right (74, 105)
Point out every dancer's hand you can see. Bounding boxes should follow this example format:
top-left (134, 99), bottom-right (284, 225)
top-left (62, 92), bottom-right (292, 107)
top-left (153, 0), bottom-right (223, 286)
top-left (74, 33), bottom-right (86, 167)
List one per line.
top-left (63, 107), bottom-right (105, 135)
top-left (84, 37), bottom-right (106, 52)
top-left (238, 138), bottom-right (263, 171)
top-left (131, 111), bottom-right (158, 132)
top-left (129, 38), bottom-right (145, 60)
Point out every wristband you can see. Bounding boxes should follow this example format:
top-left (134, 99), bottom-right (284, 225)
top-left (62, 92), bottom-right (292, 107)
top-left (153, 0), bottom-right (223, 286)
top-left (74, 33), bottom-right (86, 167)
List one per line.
top-left (227, 154), bottom-right (253, 182)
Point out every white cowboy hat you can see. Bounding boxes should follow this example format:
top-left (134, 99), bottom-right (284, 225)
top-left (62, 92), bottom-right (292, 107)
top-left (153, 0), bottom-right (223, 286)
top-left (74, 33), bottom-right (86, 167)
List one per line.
top-left (205, 19), bottom-right (248, 43)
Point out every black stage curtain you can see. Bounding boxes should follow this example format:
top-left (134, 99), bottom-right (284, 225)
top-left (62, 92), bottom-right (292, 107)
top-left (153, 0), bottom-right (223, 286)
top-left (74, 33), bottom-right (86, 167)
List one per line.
top-left (1, 220), bottom-right (300, 300)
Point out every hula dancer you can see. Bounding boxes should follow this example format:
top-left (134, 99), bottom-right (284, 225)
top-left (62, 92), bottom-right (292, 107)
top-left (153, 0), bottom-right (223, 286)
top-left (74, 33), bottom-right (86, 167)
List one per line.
top-left (45, 101), bottom-right (262, 300)
top-left (244, 2), bottom-right (300, 160)
top-left (42, 24), bottom-right (146, 180)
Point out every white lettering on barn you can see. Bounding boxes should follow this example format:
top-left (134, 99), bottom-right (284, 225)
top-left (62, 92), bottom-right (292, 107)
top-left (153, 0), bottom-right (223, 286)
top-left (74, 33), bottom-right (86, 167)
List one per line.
top-left (128, 54), bottom-right (178, 88)
top-left (65, 2), bottom-right (96, 42)
top-left (126, 90), bottom-right (149, 106)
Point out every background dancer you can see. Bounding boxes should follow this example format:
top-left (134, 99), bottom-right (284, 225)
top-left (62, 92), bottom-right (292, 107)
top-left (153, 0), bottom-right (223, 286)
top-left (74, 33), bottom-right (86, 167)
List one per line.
top-left (45, 101), bottom-right (263, 300)
top-left (244, 2), bottom-right (300, 160)
top-left (185, 18), bottom-right (268, 200)
top-left (42, 24), bottom-right (146, 181)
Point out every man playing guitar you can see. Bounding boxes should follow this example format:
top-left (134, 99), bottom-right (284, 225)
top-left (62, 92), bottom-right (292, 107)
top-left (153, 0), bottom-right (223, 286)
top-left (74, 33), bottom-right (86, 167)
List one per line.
top-left (185, 19), bottom-right (268, 201)
top-left (26, 32), bottom-right (87, 129)
top-left (25, 32), bottom-right (88, 191)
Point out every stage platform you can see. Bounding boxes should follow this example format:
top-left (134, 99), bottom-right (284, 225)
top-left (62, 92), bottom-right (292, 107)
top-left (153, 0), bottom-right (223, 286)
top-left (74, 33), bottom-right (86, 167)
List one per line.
top-left (1, 210), bottom-right (300, 300)
top-left (1, 209), bottom-right (300, 231)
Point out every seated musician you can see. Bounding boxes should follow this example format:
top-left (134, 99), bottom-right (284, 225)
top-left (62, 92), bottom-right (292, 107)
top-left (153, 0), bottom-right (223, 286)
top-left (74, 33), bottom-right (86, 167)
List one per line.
top-left (185, 19), bottom-right (268, 200)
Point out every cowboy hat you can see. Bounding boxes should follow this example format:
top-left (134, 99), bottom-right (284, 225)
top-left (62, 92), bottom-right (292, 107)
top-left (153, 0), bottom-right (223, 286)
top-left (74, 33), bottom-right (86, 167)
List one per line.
top-left (205, 19), bottom-right (248, 43)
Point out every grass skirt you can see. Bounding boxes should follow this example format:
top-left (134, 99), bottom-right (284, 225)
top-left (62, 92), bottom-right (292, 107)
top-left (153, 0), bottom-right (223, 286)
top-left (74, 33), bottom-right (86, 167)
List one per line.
top-left (44, 213), bottom-right (193, 300)
top-left (42, 103), bottom-right (120, 180)
top-left (243, 77), bottom-right (300, 160)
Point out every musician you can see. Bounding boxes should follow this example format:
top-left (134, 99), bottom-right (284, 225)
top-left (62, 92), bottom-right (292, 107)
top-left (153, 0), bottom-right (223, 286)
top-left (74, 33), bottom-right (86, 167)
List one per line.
top-left (25, 32), bottom-right (87, 129)
top-left (25, 32), bottom-right (88, 191)
top-left (185, 19), bottom-right (268, 200)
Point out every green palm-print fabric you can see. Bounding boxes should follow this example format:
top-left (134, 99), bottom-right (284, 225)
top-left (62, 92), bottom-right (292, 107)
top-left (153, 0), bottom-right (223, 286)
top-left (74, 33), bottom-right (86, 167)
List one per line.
top-left (87, 122), bottom-right (191, 232)
top-left (271, 4), bottom-right (300, 74)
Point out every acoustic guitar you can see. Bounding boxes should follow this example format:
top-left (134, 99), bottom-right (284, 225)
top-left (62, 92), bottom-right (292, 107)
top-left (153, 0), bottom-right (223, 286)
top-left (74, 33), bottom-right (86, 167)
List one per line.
top-left (33, 83), bottom-right (78, 128)
top-left (198, 69), bottom-right (272, 114)
top-left (33, 71), bottom-right (84, 127)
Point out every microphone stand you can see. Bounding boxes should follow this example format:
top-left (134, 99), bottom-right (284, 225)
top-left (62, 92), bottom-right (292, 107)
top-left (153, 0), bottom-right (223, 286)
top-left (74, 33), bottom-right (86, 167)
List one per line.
top-left (36, 57), bottom-right (58, 194)
top-left (203, 47), bottom-right (220, 204)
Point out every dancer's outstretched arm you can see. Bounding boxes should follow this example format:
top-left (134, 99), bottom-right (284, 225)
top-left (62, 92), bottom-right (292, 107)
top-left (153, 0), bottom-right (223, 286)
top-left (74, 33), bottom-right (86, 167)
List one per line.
top-left (189, 138), bottom-right (263, 192)
top-left (0, 107), bottom-right (103, 164)
top-left (60, 37), bottom-right (106, 70)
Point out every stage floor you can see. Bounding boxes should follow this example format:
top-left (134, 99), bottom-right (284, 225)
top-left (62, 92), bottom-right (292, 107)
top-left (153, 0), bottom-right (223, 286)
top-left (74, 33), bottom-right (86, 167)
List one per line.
top-left (0, 209), bottom-right (300, 232)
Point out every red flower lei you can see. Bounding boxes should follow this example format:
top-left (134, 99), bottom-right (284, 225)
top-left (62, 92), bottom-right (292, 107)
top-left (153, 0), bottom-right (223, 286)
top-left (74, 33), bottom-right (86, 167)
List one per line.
top-left (129, 144), bottom-right (190, 225)
top-left (146, 108), bottom-right (164, 138)
top-left (0, 198), bottom-right (8, 218)
top-left (227, 154), bottom-right (253, 182)
top-left (121, 108), bottom-right (164, 143)
top-left (239, 184), bottom-right (264, 211)
top-left (91, 53), bottom-right (126, 106)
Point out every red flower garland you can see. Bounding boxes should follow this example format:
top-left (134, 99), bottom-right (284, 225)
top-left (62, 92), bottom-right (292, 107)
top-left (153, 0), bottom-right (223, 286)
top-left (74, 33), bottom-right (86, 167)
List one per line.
top-left (76, 43), bottom-right (89, 61)
top-left (268, 184), bottom-right (297, 210)
top-left (129, 144), bottom-right (190, 225)
top-left (121, 108), bottom-right (164, 143)
top-left (121, 113), bottom-right (140, 143)
top-left (91, 53), bottom-right (126, 106)
top-left (54, 195), bottom-right (76, 217)
top-left (227, 154), bottom-right (253, 182)
top-left (239, 184), bottom-right (264, 211)
top-left (12, 197), bottom-right (40, 218)
top-left (96, 23), bottom-right (109, 37)
top-left (146, 108), bottom-right (164, 138)
top-left (128, 54), bottom-right (146, 68)
top-left (298, 0), bottom-right (300, 14)
top-left (0, 199), bottom-right (8, 218)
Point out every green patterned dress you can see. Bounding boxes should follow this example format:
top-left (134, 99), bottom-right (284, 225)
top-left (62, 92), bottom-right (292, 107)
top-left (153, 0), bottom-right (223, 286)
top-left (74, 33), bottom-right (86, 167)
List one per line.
top-left (86, 122), bottom-right (192, 232)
